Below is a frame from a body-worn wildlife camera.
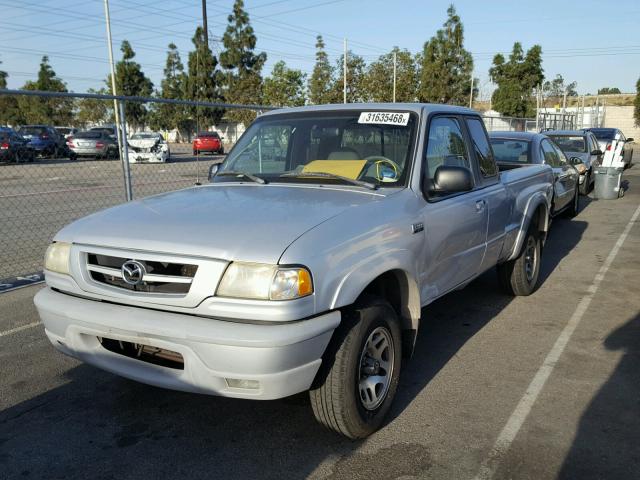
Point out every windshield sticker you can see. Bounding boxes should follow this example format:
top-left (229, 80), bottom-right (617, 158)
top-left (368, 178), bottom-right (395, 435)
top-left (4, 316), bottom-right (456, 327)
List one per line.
top-left (358, 112), bottom-right (409, 126)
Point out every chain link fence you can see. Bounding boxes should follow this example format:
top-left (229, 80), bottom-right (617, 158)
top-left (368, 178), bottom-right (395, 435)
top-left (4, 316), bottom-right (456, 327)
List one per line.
top-left (0, 89), bottom-right (268, 287)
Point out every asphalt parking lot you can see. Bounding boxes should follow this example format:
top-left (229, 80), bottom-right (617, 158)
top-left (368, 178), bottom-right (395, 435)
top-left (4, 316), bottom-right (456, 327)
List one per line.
top-left (0, 145), bottom-right (223, 281)
top-left (1, 168), bottom-right (639, 479)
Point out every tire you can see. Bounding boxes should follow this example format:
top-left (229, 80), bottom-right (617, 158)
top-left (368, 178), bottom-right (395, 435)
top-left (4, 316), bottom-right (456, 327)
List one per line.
top-left (193, 150), bottom-right (198, 156)
top-left (309, 296), bottom-right (402, 439)
top-left (579, 170), bottom-right (590, 195)
top-left (497, 228), bottom-right (541, 296)
top-left (565, 188), bottom-right (579, 218)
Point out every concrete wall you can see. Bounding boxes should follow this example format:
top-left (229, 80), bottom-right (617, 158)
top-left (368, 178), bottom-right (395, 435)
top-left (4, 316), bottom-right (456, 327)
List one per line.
top-left (603, 106), bottom-right (640, 140)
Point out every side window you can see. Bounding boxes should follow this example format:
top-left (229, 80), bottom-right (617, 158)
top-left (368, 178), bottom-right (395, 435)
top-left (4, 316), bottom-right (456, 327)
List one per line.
top-left (425, 117), bottom-right (470, 183)
top-left (465, 117), bottom-right (498, 177)
top-left (590, 134), bottom-right (599, 152)
top-left (541, 139), bottom-right (561, 167)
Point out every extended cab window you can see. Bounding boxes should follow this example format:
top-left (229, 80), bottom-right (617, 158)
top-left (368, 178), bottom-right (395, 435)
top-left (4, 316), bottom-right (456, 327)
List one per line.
top-left (465, 117), bottom-right (497, 177)
top-left (541, 139), bottom-right (562, 167)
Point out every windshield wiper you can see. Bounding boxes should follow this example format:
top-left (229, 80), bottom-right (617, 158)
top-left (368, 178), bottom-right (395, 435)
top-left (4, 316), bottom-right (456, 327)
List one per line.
top-left (216, 171), bottom-right (267, 184)
top-left (280, 171), bottom-right (378, 190)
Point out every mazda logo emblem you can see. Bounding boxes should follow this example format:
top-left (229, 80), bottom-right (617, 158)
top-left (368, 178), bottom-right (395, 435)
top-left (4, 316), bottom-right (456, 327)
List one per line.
top-left (121, 260), bottom-right (146, 285)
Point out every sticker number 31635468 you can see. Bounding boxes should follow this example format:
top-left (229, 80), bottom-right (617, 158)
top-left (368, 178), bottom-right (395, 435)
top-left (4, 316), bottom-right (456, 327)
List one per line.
top-left (358, 112), bottom-right (409, 126)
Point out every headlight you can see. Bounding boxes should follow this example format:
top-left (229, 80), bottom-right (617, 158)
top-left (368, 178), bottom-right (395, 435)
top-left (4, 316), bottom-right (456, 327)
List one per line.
top-left (217, 262), bottom-right (313, 300)
top-left (44, 242), bottom-right (71, 274)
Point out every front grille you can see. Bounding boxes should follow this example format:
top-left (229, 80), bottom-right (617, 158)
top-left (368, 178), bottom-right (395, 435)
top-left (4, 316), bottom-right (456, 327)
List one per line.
top-left (86, 253), bottom-right (197, 294)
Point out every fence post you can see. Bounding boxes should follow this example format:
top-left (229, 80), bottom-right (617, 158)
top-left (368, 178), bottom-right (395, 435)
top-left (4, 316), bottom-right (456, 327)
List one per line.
top-left (118, 101), bottom-right (133, 202)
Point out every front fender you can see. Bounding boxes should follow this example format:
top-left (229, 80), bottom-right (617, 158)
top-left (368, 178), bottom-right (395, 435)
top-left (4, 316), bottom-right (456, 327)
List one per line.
top-left (330, 249), bottom-right (422, 332)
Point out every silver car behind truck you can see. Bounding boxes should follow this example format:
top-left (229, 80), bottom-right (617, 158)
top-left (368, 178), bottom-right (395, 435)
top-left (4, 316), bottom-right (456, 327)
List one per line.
top-left (68, 130), bottom-right (118, 159)
top-left (35, 103), bottom-right (554, 438)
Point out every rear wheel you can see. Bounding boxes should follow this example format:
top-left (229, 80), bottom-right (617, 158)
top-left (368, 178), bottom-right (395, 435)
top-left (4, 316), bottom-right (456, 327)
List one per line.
top-left (497, 228), bottom-right (541, 296)
top-left (309, 296), bottom-right (401, 439)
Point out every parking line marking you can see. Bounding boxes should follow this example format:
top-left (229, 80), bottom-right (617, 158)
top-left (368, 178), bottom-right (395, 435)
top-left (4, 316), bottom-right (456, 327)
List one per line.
top-left (0, 321), bottom-right (41, 338)
top-left (475, 202), bottom-right (640, 480)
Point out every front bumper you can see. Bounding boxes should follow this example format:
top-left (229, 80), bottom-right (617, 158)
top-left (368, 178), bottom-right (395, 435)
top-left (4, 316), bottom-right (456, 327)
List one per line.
top-left (129, 151), bottom-right (168, 163)
top-left (34, 287), bottom-right (340, 400)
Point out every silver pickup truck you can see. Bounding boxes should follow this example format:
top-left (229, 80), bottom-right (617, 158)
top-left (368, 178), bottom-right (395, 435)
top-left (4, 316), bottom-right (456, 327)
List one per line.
top-left (35, 104), bottom-right (554, 438)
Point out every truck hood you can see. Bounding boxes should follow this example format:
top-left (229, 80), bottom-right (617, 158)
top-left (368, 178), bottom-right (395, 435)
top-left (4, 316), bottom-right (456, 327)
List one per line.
top-left (55, 184), bottom-right (384, 264)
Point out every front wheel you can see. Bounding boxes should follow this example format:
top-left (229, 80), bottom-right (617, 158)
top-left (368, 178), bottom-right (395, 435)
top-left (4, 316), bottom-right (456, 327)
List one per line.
top-left (497, 228), bottom-right (541, 296)
top-left (309, 296), bottom-right (401, 439)
top-left (579, 171), bottom-right (591, 195)
top-left (565, 188), bottom-right (579, 218)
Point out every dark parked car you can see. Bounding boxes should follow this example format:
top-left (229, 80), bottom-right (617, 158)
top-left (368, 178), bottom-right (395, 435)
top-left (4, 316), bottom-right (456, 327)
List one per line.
top-left (489, 131), bottom-right (580, 217)
top-left (585, 127), bottom-right (634, 168)
top-left (67, 130), bottom-right (118, 159)
top-left (544, 129), bottom-right (602, 194)
top-left (0, 127), bottom-right (34, 163)
top-left (193, 131), bottom-right (224, 155)
top-left (17, 125), bottom-right (66, 157)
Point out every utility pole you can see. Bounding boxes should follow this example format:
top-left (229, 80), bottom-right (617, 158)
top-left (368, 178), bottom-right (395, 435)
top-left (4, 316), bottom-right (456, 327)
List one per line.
top-left (202, 0), bottom-right (209, 47)
top-left (469, 75), bottom-right (474, 109)
top-left (392, 50), bottom-right (397, 103)
top-left (535, 85), bottom-right (540, 131)
top-left (343, 38), bottom-right (347, 104)
top-left (102, 0), bottom-right (122, 163)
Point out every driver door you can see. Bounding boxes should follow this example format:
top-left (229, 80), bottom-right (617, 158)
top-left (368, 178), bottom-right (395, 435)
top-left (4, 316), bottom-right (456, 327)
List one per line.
top-left (418, 116), bottom-right (488, 303)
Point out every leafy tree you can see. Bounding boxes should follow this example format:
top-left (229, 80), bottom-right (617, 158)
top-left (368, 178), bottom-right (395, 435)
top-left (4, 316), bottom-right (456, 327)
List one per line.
top-left (220, 0), bottom-right (266, 126)
top-left (19, 56), bottom-right (73, 124)
top-left (417, 5), bottom-right (473, 105)
top-left (489, 42), bottom-right (544, 117)
top-left (263, 61), bottom-right (306, 107)
top-left (308, 35), bottom-right (334, 105)
top-left (362, 48), bottom-right (417, 102)
top-left (186, 26), bottom-right (225, 131)
top-left (598, 87), bottom-right (621, 95)
top-left (106, 41), bottom-right (153, 129)
top-left (150, 43), bottom-right (191, 138)
top-left (634, 77), bottom-right (640, 127)
top-left (76, 88), bottom-right (111, 127)
top-left (330, 51), bottom-right (366, 103)
top-left (543, 74), bottom-right (577, 100)
top-left (0, 61), bottom-right (21, 125)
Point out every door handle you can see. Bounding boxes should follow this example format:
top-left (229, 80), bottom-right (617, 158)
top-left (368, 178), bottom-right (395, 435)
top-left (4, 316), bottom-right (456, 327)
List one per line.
top-left (475, 199), bottom-right (486, 212)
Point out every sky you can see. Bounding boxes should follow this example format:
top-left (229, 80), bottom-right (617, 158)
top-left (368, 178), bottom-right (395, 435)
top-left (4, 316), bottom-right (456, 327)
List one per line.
top-left (1, 0), bottom-right (639, 99)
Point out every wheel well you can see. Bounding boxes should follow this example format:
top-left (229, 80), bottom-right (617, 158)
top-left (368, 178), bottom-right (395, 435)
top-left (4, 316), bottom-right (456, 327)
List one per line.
top-left (356, 269), bottom-right (418, 357)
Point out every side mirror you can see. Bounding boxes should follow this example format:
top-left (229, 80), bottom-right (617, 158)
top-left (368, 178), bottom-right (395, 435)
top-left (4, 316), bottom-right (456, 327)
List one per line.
top-left (208, 163), bottom-right (219, 182)
top-left (591, 149), bottom-right (603, 156)
top-left (570, 157), bottom-right (587, 174)
top-left (426, 166), bottom-right (473, 194)
top-left (626, 137), bottom-right (634, 142)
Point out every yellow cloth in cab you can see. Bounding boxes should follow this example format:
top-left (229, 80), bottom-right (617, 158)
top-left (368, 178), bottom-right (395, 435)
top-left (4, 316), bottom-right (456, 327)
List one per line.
top-left (302, 160), bottom-right (367, 179)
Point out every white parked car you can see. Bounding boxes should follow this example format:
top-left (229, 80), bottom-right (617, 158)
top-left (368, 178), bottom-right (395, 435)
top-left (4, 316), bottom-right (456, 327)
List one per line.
top-left (128, 132), bottom-right (170, 163)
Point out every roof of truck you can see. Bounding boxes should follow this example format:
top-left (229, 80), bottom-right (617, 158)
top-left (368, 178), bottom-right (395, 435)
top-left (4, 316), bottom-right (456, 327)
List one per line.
top-left (260, 103), bottom-right (476, 117)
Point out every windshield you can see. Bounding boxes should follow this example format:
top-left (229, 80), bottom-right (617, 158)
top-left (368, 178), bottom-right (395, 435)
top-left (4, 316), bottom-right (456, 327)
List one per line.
top-left (548, 135), bottom-right (587, 153)
top-left (131, 133), bottom-right (160, 140)
top-left (216, 111), bottom-right (417, 188)
top-left (489, 138), bottom-right (531, 163)
top-left (589, 128), bottom-right (616, 140)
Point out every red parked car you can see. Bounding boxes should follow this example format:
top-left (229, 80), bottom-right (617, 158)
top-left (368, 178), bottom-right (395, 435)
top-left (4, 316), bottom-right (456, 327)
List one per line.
top-left (193, 131), bottom-right (224, 155)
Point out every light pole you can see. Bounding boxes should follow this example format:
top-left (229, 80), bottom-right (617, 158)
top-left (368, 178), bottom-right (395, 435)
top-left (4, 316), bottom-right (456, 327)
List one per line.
top-left (102, 0), bottom-right (123, 163)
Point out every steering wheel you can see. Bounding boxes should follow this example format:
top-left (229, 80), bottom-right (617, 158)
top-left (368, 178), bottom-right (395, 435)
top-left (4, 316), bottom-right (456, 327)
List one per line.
top-left (362, 156), bottom-right (401, 182)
